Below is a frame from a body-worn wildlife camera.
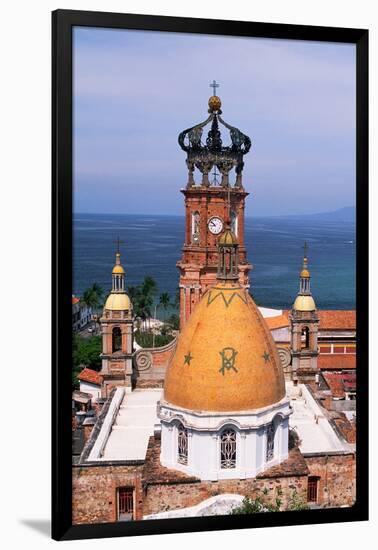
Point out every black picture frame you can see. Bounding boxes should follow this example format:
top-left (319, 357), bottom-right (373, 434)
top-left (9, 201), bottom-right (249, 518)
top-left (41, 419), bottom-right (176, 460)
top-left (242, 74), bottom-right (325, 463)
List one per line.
top-left (52, 9), bottom-right (369, 541)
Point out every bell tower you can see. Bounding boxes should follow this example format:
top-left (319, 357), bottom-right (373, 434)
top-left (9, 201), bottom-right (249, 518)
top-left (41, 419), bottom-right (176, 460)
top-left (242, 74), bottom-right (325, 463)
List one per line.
top-left (290, 243), bottom-right (319, 385)
top-left (100, 243), bottom-right (134, 395)
top-left (177, 82), bottom-right (252, 328)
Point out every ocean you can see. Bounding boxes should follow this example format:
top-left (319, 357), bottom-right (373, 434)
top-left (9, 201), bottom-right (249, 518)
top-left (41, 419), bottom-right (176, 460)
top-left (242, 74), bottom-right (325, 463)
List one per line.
top-left (73, 213), bottom-right (355, 310)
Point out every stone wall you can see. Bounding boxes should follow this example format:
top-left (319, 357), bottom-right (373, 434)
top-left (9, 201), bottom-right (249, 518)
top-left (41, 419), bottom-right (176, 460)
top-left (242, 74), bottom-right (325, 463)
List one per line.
top-left (143, 475), bottom-right (308, 517)
top-left (142, 437), bottom-right (309, 517)
top-left (134, 339), bottom-right (177, 386)
top-left (305, 453), bottom-right (356, 507)
top-left (72, 463), bottom-right (143, 524)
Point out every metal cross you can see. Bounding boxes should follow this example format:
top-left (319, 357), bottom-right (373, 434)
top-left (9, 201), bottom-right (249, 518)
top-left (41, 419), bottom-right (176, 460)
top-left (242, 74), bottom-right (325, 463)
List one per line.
top-left (211, 166), bottom-right (219, 185)
top-left (210, 80), bottom-right (220, 95)
top-left (113, 236), bottom-right (125, 254)
top-left (303, 241), bottom-right (308, 258)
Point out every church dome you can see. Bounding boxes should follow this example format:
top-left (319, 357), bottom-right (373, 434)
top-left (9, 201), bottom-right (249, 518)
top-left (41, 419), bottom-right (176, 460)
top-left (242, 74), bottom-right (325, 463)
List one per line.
top-left (112, 264), bottom-right (125, 274)
top-left (163, 281), bottom-right (285, 412)
top-left (218, 227), bottom-right (238, 246)
top-left (104, 293), bottom-right (132, 311)
top-left (293, 294), bottom-right (316, 312)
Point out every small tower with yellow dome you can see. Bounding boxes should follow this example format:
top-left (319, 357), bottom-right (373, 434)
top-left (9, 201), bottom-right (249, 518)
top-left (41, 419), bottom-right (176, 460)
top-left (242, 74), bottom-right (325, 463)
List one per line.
top-left (100, 246), bottom-right (134, 395)
top-left (290, 243), bottom-right (319, 384)
top-left (158, 229), bottom-right (290, 481)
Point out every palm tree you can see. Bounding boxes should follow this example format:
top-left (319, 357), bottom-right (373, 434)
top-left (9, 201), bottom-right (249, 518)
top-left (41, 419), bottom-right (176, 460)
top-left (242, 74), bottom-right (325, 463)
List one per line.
top-left (140, 276), bottom-right (157, 330)
top-left (81, 283), bottom-right (104, 311)
top-left (159, 292), bottom-right (171, 321)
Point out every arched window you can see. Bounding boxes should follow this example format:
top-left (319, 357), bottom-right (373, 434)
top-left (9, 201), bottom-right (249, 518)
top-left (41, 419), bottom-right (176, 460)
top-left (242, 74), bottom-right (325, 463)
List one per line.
top-left (112, 327), bottom-right (122, 352)
top-left (191, 211), bottom-right (200, 244)
top-left (230, 210), bottom-right (238, 236)
top-left (301, 326), bottom-right (310, 349)
top-left (177, 423), bottom-right (188, 465)
top-left (266, 422), bottom-right (275, 462)
top-left (220, 428), bottom-right (237, 469)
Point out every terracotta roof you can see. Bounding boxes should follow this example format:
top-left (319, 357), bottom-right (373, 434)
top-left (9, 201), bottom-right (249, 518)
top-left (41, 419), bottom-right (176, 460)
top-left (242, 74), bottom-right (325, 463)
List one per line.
top-left (317, 310), bottom-right (356, 330)
top-left (265, 311), bottom-right (290, 330)
top-left (72, 296), bottom-right (80, 305)
top-left (323, 373), bottom-right (345, 398)
top-left (265, 310), bottom-right (355, 331)
top-left (78, 367), bottom-right (102, 385)
top-left (318, 354), bottom-right (356, 370)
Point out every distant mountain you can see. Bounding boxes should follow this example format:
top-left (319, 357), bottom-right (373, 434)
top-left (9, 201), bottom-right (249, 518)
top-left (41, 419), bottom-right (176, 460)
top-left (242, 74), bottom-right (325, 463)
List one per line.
top-left (304, 206), bottom-right (355, 221)
top-left (255, 206), bottom-right (356, 222)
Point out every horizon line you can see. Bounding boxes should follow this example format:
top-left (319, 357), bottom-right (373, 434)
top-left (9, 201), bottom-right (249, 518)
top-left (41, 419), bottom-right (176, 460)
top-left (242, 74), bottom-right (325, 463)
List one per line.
top-left (74, 205), bottom-right (356, 219)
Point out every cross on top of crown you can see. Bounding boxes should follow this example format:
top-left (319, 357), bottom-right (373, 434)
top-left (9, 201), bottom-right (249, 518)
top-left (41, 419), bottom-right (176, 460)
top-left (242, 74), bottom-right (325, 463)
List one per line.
top-left (210, 80), bottom-right (220, 95)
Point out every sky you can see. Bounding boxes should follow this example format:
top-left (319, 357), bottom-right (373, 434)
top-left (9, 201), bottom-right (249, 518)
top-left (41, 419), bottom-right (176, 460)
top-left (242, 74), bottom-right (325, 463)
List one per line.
top-left (73, 27), bottom-right (356, 217)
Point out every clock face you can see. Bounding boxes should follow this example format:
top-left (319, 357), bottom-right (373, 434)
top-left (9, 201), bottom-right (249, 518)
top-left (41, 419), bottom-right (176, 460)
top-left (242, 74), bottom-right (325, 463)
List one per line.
top-left (208, 216), bottom-right (224, 235)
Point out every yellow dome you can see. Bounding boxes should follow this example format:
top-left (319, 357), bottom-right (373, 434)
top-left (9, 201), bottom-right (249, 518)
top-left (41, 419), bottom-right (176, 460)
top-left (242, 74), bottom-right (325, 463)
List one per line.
top-left (112, 264), bottom-right (125, 274)
top-left (300, 268), bottom-right (310, 278)
top-left (293, 295), bottom-right (316, 312)
top-left (208, 95), bottom-right (222, 112)
top-left (218, 228), bottom-right (238, 246)
top-left (104, 292), bottom-right (132, 311)
top-left (163, 281), bottom-right (285, 412)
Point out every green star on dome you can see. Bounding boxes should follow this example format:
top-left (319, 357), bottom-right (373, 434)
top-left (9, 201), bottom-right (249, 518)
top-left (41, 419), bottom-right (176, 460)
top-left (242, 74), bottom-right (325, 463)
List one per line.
top-left (184, 352), bottom-right (193, 366)
top-left (262, 351), bottom-right (270, 363)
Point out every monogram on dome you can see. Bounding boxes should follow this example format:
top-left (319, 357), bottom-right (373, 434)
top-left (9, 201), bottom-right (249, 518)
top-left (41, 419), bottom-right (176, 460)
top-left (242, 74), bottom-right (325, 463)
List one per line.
top-left (178, 81), bottom-right (251, 189)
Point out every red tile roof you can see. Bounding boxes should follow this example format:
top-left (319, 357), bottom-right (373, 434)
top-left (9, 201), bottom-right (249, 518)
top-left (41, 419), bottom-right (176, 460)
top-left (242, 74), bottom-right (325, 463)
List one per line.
top-left (265, 310), bottom-right (355, 331)
top-left (323, 372), bottom-right (356, 398)
top-left (72, 296), bottom-right (80, 305)
top-left (78, 367), bottom-right (102, 385)
top-left (265, 311), bottom-right (290, 330)
top-left (318, 354), bottom-right (356, 370)
top-left (317, 310), bottom-right (356, 330)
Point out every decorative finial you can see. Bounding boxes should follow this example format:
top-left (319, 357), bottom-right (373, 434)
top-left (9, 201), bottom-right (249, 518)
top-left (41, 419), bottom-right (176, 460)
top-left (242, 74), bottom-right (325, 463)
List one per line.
top-left (208, 80), bottom-right (222, 112)
top-left (113, 236), bottom-right (125, 255)
top-left (303, 241), bottom-right (308, 259)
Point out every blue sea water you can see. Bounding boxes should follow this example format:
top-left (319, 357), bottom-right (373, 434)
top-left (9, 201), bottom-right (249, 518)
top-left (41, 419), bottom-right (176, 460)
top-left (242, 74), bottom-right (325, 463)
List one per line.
top-left (73, 213), bottom-right (355, 310)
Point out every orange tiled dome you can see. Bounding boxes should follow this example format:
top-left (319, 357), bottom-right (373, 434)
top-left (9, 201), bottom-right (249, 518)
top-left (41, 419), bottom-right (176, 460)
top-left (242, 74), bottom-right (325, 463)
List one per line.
top-left (163, 281), bottom-right (285, 412)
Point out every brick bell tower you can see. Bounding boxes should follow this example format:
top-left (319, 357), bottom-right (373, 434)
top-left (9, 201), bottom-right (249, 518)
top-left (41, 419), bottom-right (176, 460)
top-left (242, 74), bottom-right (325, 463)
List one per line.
top-left (100, 244), bottom-right (134, 395)
top-left (177, 82), bottom-right (252, 328)
top-left (290, 243), bottom-right (319, 386)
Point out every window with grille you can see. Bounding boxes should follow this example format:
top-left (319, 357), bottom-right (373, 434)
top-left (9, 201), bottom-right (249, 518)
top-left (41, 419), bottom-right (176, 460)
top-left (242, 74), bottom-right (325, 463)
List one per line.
top-left (118, 487), bottom-right (134, 521)
top-left (191, 211), bottom-right (200, 243)
top-left (307, 476), bottom-right (319, 503)
top-left (220, 429), bottom-right (237, 469)
top-left (266, 423), bottom-right (275, 462)
top-left (177, 424), bottom-right (188, 465)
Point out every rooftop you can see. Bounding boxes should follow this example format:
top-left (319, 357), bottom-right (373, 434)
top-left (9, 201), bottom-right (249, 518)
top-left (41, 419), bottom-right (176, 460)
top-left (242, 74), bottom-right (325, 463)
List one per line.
top-left (287, 382), bottom-right (353, 455)
top-left (101, 389), bottom-right (161, 461)
top-left (262, 309), bottom-right (356, 332)
top-left (78, 367), bottom-right (103, 386)
top-left (318, 354), bottom-right (356, 370)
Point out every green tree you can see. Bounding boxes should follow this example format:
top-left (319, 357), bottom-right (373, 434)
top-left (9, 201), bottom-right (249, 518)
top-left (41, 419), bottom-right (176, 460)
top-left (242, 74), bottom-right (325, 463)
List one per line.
top-left (127, 277), bottom-right (157, 330)
top-left (166, 313), bottom-right (180, 331)
top-left (81, 283), bottom-right (104, 311)
top-left (159, 292), bottom-right (171, 320)
top-left (231, 491), bottom-right (308, 515)
top-left (73, 335), bottom-right (102, 370)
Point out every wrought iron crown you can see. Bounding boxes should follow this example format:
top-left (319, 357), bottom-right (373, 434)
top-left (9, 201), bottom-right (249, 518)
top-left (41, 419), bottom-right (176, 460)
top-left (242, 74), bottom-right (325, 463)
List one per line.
top-left (178, 88), bottom-right (251, 189)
